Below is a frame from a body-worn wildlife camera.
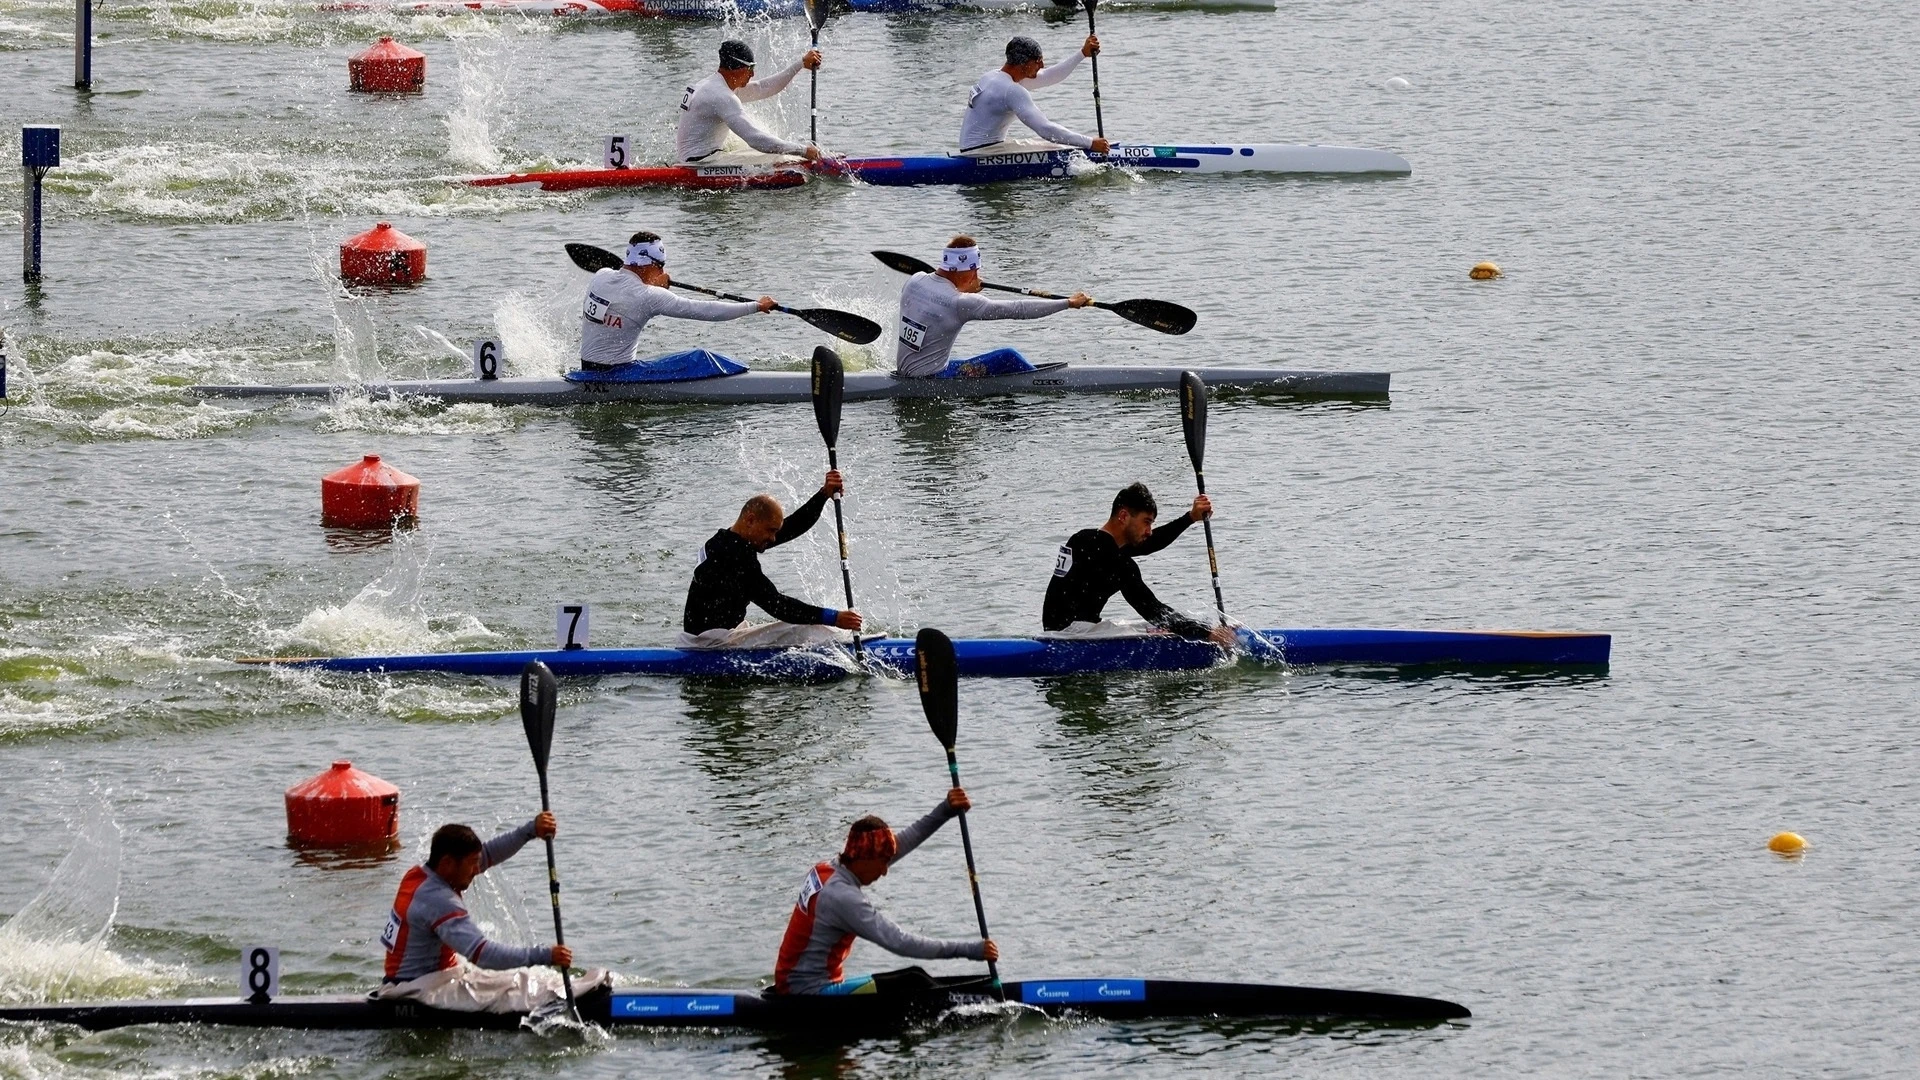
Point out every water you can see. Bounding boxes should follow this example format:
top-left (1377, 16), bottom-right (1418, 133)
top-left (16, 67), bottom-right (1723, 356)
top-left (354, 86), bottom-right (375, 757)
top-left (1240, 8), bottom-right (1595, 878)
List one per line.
top-left (2, 0), bottom-right (1918, 1075)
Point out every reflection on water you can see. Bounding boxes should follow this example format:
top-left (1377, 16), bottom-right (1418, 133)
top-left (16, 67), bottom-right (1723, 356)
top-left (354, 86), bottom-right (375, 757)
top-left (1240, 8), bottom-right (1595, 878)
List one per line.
top-left (1039, 673), bottom-right (1220, 814)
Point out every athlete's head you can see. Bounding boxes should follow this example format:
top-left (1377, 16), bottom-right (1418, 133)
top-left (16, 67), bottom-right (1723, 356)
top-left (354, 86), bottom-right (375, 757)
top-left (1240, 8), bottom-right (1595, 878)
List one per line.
top-left (1108, 482), bottom-right (1159, 545)
top-left (622, 231), bottom-right (669, 285)
top-left (426, 824), bottom-right (485, 889)
top-left (719, 40), bottom-right (756, 88)
top-left (937, 235), bottom-right (982, 291)
top-left (1005, 36), bottom-right (1044, 78)
top-left (841, 815), bottom-right (898, 884)
top-left (732, 494), bottom-right (787, 550)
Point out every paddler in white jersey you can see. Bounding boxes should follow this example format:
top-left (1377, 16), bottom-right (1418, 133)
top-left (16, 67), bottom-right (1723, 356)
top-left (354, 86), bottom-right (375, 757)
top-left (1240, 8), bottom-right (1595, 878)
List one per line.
top-left (959, 35), bottom-right (1110, 156)
top-left (580, 232), bottom-right (775, 371)
top-left (894, 236), bottom-right (1092, 378)
top-left (676, 39), bottom-right (824, 168)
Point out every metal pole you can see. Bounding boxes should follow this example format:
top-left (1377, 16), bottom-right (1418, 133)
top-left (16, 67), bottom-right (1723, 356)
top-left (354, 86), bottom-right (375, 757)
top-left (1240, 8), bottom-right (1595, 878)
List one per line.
top-left (22, 126), bottom-right (60, 285)
top-left (75, 0), bottom-right (92, 90)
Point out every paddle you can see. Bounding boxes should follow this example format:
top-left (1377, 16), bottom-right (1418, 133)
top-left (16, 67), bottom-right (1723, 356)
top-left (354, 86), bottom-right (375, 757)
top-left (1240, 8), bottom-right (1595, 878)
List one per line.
top-left (914, 628), bottom-right (1002, 1000)
top-left (869, 250), bottom-right (1196, 336)
top-left (518, 660), bottom-right (578, 1023)
top-left (811, 345), bottom-right (861, 658)
top-left (1083, 0), bottom-right (1105, 140)
top-left (564, 243), bottom-right (881, 345)
top-left (1179, 372), bottom-right (1228, 626)
top-left (805, 0), bottom-right (826, 146)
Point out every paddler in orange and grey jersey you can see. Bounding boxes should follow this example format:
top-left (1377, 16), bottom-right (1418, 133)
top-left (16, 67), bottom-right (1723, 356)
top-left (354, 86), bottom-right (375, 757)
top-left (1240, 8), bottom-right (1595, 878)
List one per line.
top-left (773, 789), bottom-right (999, 995)
top-left (378, 815), bottom-right (573, 990)
top-left (1044, 482), bottom-right (1238, 647)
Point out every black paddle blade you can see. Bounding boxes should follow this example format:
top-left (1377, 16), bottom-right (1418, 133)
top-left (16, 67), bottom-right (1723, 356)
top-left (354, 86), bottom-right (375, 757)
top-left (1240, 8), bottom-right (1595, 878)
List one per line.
top-left (798, 308), bottom-right (882, 345)
top-left (915, 628), bottom-right (959, 750)
top-left (811, 345), bottom-right (844, 447)
top-left (1106, 298), bottom-right (1197, 336)
top-left (519, 661), bottom-right (558, 773)
top-left (872, 250), bottom-right (935, 277)
top-left (805, 0), bottom-right (827, 31)
top-left (1181, 371), bottom-right (1208, 472)
top-left (565, 242), bottom-right (621, 273)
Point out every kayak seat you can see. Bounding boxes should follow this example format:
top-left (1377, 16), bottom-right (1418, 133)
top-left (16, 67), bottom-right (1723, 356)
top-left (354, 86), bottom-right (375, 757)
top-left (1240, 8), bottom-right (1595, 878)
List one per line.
top-left (566, 349), bottom-right (747, 383)
top-left (930, 348), bottom-right (1036, 379)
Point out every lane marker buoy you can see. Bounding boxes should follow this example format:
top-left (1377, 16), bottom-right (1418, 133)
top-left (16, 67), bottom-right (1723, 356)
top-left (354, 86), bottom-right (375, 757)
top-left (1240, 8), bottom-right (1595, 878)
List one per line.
top-left (1768, 831), bottom-right (1808, 856)
top-left (1470, 261), bottom-right (1502, 280)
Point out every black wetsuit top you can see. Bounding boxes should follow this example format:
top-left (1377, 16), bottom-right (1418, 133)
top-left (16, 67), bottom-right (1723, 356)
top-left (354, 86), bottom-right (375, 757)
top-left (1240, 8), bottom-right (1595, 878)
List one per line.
top-left (1041, 515), bottom-right (1213, 640)
top-left (683, 490), bottom-right (832, 635)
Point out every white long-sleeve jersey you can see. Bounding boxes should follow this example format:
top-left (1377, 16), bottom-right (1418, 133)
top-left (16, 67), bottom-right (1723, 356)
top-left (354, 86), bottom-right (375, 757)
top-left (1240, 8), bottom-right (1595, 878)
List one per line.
top-left (957, 52), bottom-right (1091, 151)
top-left (894, 272), bottom-right (1071, 377)
top-left (580, 267), bottom-right (759, 366)
top-left (675, 59), bottom-right (808, 162)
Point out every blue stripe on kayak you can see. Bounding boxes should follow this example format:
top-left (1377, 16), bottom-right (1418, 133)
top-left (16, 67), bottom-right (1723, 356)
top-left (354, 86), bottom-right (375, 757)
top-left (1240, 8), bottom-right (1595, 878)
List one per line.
top-left (1021, 979), bottom-right (1147, 1004)
top-left (1172, 146), bottom-right (1234, 155)
top-left (611, 993), bottom-right (737, 1018)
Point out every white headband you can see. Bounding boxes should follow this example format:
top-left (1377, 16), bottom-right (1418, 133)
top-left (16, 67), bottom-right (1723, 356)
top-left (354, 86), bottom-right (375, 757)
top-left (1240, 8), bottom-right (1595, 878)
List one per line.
top-left (626, 239), bottom-right (666, 267)
top-left (940, 245), bottom-right (981, 271)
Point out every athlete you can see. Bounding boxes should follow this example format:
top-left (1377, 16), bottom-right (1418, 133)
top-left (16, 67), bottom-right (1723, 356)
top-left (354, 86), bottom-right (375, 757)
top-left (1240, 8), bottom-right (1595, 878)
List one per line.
top-left (580, 232), bottom-right (773, 370)
top-left (376, 814), bottom-right (576, 1010)
top-left (894, 236), bottom-right (1091, 378)
top-left (958, 35), bottom-right (1109, 155)
top-left (676, 40), bottom-right (824, 167)
top-left (1043, 482), bottom-right (1238, 647)
top-left (773, 788), bottom-right (998, 995)
top-left (681, 472), bottom-right (864, 649)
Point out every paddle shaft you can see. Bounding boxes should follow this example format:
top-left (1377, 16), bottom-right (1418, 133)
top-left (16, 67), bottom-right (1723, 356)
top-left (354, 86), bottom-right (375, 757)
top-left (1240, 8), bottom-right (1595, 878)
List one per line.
top-left (1085, 3), bottom-right (1104, 139)
top-left (533, 770), bottom-right (578, 1018)
top-left (809, 26), bottom-right (819, 145)
top-left (945, 750), bottom-right (1002, 997)
top-left (1190, 469), bottom-right (1227, 621)
top-left (825, 445), bottom-right (860, 657)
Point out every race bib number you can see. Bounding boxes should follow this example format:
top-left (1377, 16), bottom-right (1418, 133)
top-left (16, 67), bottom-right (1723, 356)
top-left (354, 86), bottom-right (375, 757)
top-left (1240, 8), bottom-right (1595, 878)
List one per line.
top-left (966, 86), bottom-right (981, 111)
top-left (679, 85), bottom-right (696, 112)
top-left (1053, 545), bottom-right (1073, 578)
top-left (583, 291), bottom-right (612, 324)
top-left (379, 910), bottom-right (401, 950)
top-left (794, 866), bottom-right (825, 912)
top-left (898, 317), bottom-right (928, 351)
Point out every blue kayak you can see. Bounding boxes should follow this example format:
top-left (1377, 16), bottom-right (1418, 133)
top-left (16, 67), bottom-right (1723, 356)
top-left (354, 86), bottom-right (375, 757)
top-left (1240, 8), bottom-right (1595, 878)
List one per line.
top-left (239, 628), bottom-right (1610, 680)
top-left (825, 142), bottom-right (1411, 185)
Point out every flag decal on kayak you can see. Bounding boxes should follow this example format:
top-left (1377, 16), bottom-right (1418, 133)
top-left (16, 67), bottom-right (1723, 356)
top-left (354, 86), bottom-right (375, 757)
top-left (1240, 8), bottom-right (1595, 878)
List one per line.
top-left (612, 993), bottom-right (738, 1017)
top-left (1020, 979), bottom-right (1147, 1004)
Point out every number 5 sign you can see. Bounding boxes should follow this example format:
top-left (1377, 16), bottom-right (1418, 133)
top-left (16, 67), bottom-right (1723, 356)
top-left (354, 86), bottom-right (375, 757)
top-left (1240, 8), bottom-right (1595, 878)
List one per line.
top-left (241, 945), bottom-right (280, 1003)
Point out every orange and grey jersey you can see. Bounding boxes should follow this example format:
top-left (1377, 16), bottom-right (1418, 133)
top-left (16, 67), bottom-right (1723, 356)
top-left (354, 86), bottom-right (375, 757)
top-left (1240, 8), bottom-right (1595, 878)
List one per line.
top-left (772, 800), bottom-right (988, 994)
top-left (380, 819), bottom-right (553, 983)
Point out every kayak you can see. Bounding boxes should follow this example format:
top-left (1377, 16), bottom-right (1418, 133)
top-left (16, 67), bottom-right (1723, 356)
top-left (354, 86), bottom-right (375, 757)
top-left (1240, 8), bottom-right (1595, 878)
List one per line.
top-left (0, 976), bottom-right (1467, 1032)
top-left (322, 0), bottom-right (804, 18)
top-left (238, 628), bottom-right (1612, 680)
top-left (192, 363), bottom-right (1391, 406)
top-left (464, 143), bottom-right (1411, 193)
top-left (850, 0), bottom-right (1273, 10)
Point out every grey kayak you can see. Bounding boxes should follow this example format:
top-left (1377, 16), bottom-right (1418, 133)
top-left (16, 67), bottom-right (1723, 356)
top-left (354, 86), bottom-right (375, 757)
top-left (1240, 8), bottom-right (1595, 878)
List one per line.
top-left (191, 363), bottom-right (1389, 406)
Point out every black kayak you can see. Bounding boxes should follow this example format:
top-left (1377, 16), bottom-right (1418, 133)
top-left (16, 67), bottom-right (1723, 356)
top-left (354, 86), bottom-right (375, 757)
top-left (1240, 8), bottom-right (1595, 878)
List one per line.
top-left (0, 976), bottom-right (1467, 1033)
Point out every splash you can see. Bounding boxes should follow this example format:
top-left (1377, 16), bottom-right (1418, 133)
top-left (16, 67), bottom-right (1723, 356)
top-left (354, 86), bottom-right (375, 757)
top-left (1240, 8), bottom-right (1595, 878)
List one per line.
top-left (445, 30), bottom-right (514, 170)
top-left (269, 533), bottom-right (500, 657)
top-left (493, 289), bottom-right (575, 379)
top-left (0, 796), bottom-right (189, 1003)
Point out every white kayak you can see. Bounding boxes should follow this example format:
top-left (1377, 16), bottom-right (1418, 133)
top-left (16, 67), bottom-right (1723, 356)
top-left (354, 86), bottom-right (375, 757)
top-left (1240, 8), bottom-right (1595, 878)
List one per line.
top-left (193, 362), bottom-right (1389, 406)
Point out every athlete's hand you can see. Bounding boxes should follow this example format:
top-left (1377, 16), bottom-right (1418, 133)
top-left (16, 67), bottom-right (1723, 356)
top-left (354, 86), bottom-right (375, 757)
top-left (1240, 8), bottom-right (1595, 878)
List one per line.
top-left (802, 49), bottom-right (823, 70)
top-left (1191, 494), bottom-right (1213, 520)
top-left (550, 945), bottom-right (573, 968)
top-left (981, 939), bottom-right (1000, 963)
top-left (1066, 292), bottom-right (1094, 309)
top-left (1089, 137), bottom-right (1111, 155)
top-left (822, 469), bottom-right (844, 498)
top-left (1208, 625), bottom-right (1238, 649)
top-left (1082, 35), bottom-right (1100, 58)
top-left (757, 296), bottom-right (777, 313)
top-left (534, 811), bottom-right (557, 839)
top-left (834, 610), bottom-right (864, 631)
top-left (947, 787), bottom-right (972, 813)
top-left (802, 145), bottom-right (823, 163)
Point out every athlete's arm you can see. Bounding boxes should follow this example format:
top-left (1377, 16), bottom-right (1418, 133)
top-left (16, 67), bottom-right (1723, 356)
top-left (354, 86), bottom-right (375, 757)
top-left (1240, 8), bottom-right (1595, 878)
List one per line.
top-left (476, 818), bottom-right (539, 873)
top-left (1118, 561), bottom-right (1212, 640)
top-left (1025, 50), bottom-right (1086, 90)
top-left (1008, 85), bottom-right (1093, 149)
top-left (715, 90), bottom-right (808, 156)
top-left (954, 292), bottom-right (1073, 322)
top-left (432, 909), bottom-right (557, 971)
top-left (1125, 513), bottom-right (1195, 558)
top-left (773, 488), bottom-right (831, 546)
top-left (745, 565), bottom-right (830, 626)
top-left (889, 799), bottom-right (960, 862)
top-left (823, 888), bottom-right (987, 962)
top-left (653, 290), bottom-right (761, 323)
top-left (738, 55), bottom-right (807, 102)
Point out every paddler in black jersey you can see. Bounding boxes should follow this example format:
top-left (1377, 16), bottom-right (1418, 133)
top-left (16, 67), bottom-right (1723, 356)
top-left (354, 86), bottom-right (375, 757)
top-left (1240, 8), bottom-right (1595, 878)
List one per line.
top-left (1043, 482), bottom-right (1237, 647)
top-left (681, 471), bottom-right (865, 649)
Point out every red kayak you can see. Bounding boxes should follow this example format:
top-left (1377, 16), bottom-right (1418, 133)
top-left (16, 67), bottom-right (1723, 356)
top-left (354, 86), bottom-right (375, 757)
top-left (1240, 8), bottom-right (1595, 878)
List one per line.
top-left (467, 163), bottom-right (805, 192)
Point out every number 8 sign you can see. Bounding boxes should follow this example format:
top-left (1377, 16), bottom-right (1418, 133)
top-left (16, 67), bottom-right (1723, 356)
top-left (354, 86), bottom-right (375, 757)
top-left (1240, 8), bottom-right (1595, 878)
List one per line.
top-left (241, 945), bottom-right (280, 1003)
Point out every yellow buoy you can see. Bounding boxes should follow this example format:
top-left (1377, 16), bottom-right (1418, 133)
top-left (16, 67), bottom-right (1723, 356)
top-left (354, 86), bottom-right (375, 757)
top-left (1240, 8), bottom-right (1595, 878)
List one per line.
top-left (1768, 832), bottom-right (1808, 855)
top-left (1469, 261), bottom-right (1502, 281)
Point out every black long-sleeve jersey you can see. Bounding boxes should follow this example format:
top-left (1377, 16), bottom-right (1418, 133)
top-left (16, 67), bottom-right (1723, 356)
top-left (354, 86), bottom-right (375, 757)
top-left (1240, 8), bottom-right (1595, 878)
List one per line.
top-left (1040, 514), bottom-right (1213, 640)
top-left (683, 490), bottom-right (832, 634)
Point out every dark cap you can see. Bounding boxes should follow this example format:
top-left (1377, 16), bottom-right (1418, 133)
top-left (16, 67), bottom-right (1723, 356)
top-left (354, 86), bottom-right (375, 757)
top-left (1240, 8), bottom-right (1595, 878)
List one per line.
top-left (719, 40), bottom-right (755, 70)
top-left (1006, 36), bottom-right (1043, 66)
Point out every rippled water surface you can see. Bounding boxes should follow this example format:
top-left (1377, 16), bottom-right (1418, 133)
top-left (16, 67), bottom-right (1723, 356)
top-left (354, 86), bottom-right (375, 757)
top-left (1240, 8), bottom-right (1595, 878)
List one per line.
top-left (2, 0), bottom-right (1917, 1076)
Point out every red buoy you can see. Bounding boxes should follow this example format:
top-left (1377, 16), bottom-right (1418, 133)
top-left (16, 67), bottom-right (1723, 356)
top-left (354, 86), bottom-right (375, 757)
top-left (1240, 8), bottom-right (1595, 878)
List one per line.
top-left (339, 222), bottom-right (425, 286)
top-left (285, 761), bottom-right (400, 849)
top-left (349, 37), bottom-right (426, 93)
top-left (321, 455), bottom-right (420, 529)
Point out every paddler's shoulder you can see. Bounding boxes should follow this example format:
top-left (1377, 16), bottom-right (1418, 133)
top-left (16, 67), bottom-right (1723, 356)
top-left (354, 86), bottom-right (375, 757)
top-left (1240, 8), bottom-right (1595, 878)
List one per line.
top-left (1068, 527), bottom-right (1110, 549)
